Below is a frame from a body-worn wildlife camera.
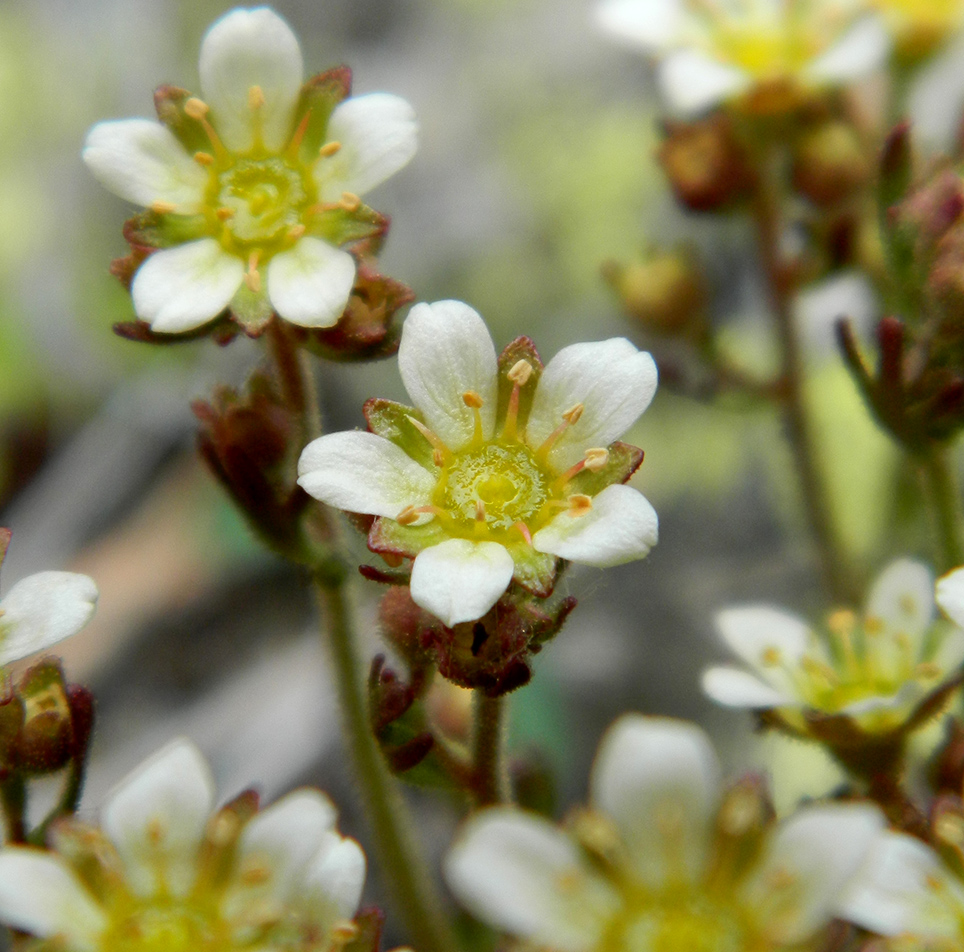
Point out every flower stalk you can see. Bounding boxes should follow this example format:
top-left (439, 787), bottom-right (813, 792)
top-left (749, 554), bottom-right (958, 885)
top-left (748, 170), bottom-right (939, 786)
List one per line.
top-left (917, 443), bottom-right (964, 571)
top-left (471, 692), bottom-right (509, 806)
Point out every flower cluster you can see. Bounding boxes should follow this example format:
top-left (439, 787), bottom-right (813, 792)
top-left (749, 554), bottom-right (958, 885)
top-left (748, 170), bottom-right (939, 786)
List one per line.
top-left (446, 714), bottom-right (883, 951)
top-left (297, 300), bottom-right (659, 626)
top-left (0, 739), bottom-right (366, 952)
top-left (84, 7), bottom-right (417, 336)
top-left (703, 559), bottom-right (964, 739)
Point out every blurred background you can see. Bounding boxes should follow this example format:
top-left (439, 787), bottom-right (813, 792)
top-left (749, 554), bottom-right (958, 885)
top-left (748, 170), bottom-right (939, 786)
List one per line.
top-left (5, 0), bottom-right (964, 940)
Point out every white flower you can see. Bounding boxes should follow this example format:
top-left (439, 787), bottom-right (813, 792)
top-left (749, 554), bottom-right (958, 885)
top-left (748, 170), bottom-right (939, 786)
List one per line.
top-left (842, 829), bottom-right (964, 946)
top-left (83, 6), bottom-right (417, 334)
top-left (297, 300), bottom-right (659, 627)
top-left (445, 714), bottom-right (883, 951)
top-left (595, 0), bottom-right (890, 116)
top-left (0, 738), bottom-right (366, 951)
top-left (0, 570), bottom-right (97, 667)
top-left (702, 559), bottom-right (964, 734)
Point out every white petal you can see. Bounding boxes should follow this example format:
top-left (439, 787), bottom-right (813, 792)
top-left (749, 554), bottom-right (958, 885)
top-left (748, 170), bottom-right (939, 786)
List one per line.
top-left (83, 119), bottom-right (208, 212)
top-left (841, 831), bottom-right (961, 938)
top-left (317, 93), bottom-right (418, 201)
top-left (444, 808), bottom-right (615, 951)
top-left (937, 565), bottom-right (964, 629)
top-left (132, 239), bottom-right (243, 333)
top-left (0, 572), bottom-right (97, 666)
top-left (933, 625), bottom-right (964, 674)
top-left (266, 238), bottom-right (356, 328)
top-left (410, 539), bottom-right (514, 627)
top-left (199, 7), bottom-right (303, 153)
top-left (0, 849), bottom-right (106, 948)
top-left (701, 666), bottom-right (794, 708)
top-left (297, 431), bottom-right (435, 517)
top-left (865, 558), bottom-right (934, 651)
top-left (742, 803), bottom-right (884, 944)
top-left (595, 0), bottom-right (683, 51)
top-left (526, 338), bottom-right (657, 472)
top-left (398, 301), bottom-right (498, 452)
top-left (301, 834), bottom-right (367, 924)
top-left (806, 16), bottom-right (890, 84)
top-left (532, 484), bottom-right (657, 566)
top-left (590, 715), bottom-right (721, 887)
top-left (235, 789), bottom-right (337, 902)
top-left (658, 49), bottom-right (749, 116)
top-left (102, 738), bottom-right (215, 898)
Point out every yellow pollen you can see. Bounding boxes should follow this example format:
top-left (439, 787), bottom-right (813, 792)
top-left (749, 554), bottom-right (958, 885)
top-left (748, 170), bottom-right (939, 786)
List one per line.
top-left (396, 505), bottom-right (419, 526)
top-left (563, 403), bottom-right (584, 424)
top-left (463, 390), bottom-right (484, 409)
top-left (827, 609), bottom-right (856, 635)
top-left (926, 873), bottom-right (945, 892)
top-left (330, 921), bottom-right (361, 949)
top-left (209, 811), bottom-right (240, 846)
top-left (719, 787), bottom-right (763, 836)
top-left (194, 150), bottom-right (214, 166)
top-left (216, 207), bottom-right (235, 221)
top-left (340, 191), bottom-right (361, 212)
top-left (381, 552), bottom-right (403, 568)
top-left (244, 253), bottom-right (262, 293)
top-left (760, 646), bottom-right (782, 667)
top-left (287, 224), bottom-right (306, 240)
top-left (864, 615), bottom-right (884, 635)
top-left (568, 494), bottom-right (592, 517)
top-left (184, 97), bottom-right (209, 120)
top-left (239, 859), bottom-right (272, 885)
top-left (584, 447), bottom-right (609, 472)
top-left (320, 141), bottom-right (343, 157)
top-left (917, 661), bottom-right (942, 679)
top-left (556, 869), bottom-right (582, 894)
top-left (248, 85), bottom-right (266, 110)
top-left (507, 359), bottom-right (534, 386)
top-left (150, 200), bottom-right (176, 215)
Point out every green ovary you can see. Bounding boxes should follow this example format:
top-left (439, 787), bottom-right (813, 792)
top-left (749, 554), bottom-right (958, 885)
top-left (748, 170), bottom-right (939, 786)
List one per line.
top-left (434, 443), bottom-right (552, 540)
top-left (99, 904), bottom-right (228, 952)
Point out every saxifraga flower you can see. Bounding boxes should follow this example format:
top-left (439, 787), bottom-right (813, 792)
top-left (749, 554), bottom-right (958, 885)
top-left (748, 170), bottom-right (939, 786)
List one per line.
top-left (297, 300), bottom-right (659, 627)
top-left (0, 738), bottom-right (366, 951)
top-left (445, 714), bottom-right (883, 951)
top-left (83, 6), bottom-right (417, 336)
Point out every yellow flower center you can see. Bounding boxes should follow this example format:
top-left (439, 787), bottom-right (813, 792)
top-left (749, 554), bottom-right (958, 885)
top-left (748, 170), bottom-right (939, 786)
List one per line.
top-left (215, 158), bottom-right (309, 247)
top-left (100, 902), bottom-right (229, 952)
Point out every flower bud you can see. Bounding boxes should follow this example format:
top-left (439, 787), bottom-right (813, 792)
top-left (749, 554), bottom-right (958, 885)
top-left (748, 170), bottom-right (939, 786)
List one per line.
top-left (16, 660), bottom-right (89, 776)
top-left (793, 120), bottom-right (870, 207)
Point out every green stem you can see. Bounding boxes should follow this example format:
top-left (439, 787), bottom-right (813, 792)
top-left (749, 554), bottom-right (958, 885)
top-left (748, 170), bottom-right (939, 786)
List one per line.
top-left (314, 577), bottom-right (460, 952)
top-left (0, 777), bottom-right (25, 844)
top-left (918, 445), bottom-right (964, 571)
top-left (752, 160), bottom-right (856, 604)
top-left (472, 692), bottom-right (509, 806)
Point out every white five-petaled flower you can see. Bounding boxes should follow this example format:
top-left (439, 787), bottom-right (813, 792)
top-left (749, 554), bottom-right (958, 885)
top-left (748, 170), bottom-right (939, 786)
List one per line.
top-left (595, 0), bottom-right (890, 116)
top-left (702, 559), bottom-right (964, 734)
top-left (445, 714), bottom-right (884, 952)
top-left (0, 738), bottom-right (366, 952)
top-left (83, 6), bottom-right (417, 334)
top-left (842, 828), bottom-right (964, 949)
top-left (0, 569), bottom-right (97, 667)
top-left (297, 300), bottom-right (659, 627)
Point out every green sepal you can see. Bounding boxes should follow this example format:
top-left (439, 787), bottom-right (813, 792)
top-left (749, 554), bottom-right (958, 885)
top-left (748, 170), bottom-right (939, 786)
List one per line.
top-left (154, 85), bottom-right (214, 155)
top-left (229, 283), bottom-right (274, 336)
top-left (369, 516), bottom-right (447, 559)
top-left (363, 399), bottom-right (436, 469)
top-left (293, 66), bottom-right (353, 164)
top-left (507, 543), bottom-right (557, 598)
top-left (568, 441), bottom-right (644, 496)
top-left (496, 336), bottom-right (543, 434)
top-left (123, 210), bottom-right (209, 250)
top-left (312, 204), bottom-right (388, 249)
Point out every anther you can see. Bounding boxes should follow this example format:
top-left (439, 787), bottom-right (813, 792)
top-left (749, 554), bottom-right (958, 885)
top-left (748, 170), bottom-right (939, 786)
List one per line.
top-left (898, 593), bottom-right (918, 616)
top-left (287, 224), bottom-right (306, 241)
top-left (340, 191), bottom-right (361, 212)
top-left (320, 140), bottom-right (343, 157)
top-left (507, 359), bottom-right (534, 386)
top-left (396, 505), bottom-right (419, 526)
top-left (537, 403), bottom-right (585, 460)
top-left (463, 391), bottom-right (485, 445)
top-left (330, 921), bottom-right (361, 950)
top-left (584, 448), bottom-right (609, 472)
top-left (760, 647), bottom-right (782, 667)
top-left (248, 85), bottom-right (266, 110)
top-left (146, 817), bottom-right (166, 847)
top-left (381, 552), bottom-right (404, 568)
top-left (568, 494), bottom-right (592, 517)
top-left (194, 150), bottom-right (214, 166)
top-left (463, 391), bottom-right (484, 408)
top-left (184, 97), bottom-right (210, 120)
top-left (563, 403), bottom-right (584, 424)
top-left (208, 810), bottom-right (241, 847)
top-left (917, 661), bottom-right (941, 679)
top-left (216, 207), bottom-right (235, 221)
top-left (239, 859), bottom-right (272, 885)
top-left (244, 252), bottom-right (262, 294)
top-left (150, 200), bottom-right (176, 215)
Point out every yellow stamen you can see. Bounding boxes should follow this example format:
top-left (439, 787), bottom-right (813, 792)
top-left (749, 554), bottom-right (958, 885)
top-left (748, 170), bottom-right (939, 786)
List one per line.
top-left (507, 359), bottom-right (534, 386)
top-left (568, 494), bottom-right (592, 517)
top-left (184, 97), bottom-right (209, 120)
top-left (917, 661), bottom-right (942, 679)
top-left (248, 84), bottom-right (265, 110)
top-left (194, 150), bottom-right (214, 166)
top-left (330, 921), bottom-right (361, 951)
top-left (381, 552), bottom-right (403, 568)
top-left (432, 448), bottom-right (445, 468)
top-left (462, 390), bottom-right (484, 409)
top-left (146, 818), bottom-right (165, 847)
top-left (287, 224), bottom-right (306, 241)
top-left (463, 391), bottom-right (485, 446)
top-left (286, 109), bottom-right (313, 158)
top-left (216, 207), bottom-right (235, 221)
top-left (396, 505), bottom-right (419, 526)
top-left (760, 647), bottom-right (782, 667)
top-left (150, 200), bottom-right (176, 215)
top-left (406, 416), bottom-right (452, 461)
top-left (827, 608), bottom-right (860, 676)
top-left (239, 859), bottom-right (272, 885)
top-left (340, 191), bottom-right (361, 212)
top-left (536, 403), bottom-right (584, 460)
top-left (563, 403), bottom-right (584, 424)
top-left (583, 447), bottom-right (609, 472)
top-left (502, 359), bottom-right (534, 442)
top-left (320, 140), bottom-right (343, 157)
top-left (514, 521), bottom-right (533, 545)
top-left (244, 252), bottom-right (262, 294)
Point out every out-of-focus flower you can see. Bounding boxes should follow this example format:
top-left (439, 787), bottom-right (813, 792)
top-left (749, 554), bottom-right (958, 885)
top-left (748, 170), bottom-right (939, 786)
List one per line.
top-left (297, 300), bottom-right (658, 627)
top-left (702, 559), bottom-right (964, 734)
top-left (870, 0), bottom-right (964, 63)
top-left (446, 714), bottom-right (883, 950)
top-left (595, 0), bottom-right (890, 116)
top-left (84, 6), bottom-right (417, 335)
top-left (842, 826), bottom-right (964, 947)
top-left (0, 738), bottom-right (366, 951)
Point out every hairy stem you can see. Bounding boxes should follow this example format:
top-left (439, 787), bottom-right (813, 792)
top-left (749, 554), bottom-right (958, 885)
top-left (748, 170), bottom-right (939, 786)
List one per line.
top-left (918, 445), bottom-right (964, 571)
top-left (472, 692), bottom-right (509, 806)
top-left (315, 577), bottom-right (460, 952)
